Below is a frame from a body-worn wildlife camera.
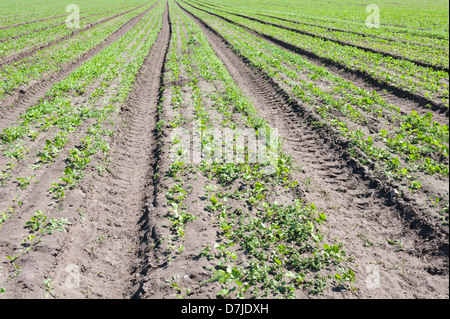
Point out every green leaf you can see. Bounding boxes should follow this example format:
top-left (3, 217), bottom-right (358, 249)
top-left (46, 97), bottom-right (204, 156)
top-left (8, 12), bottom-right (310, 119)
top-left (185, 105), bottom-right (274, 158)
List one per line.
top-left (217, 289), bottom-right (229, 296)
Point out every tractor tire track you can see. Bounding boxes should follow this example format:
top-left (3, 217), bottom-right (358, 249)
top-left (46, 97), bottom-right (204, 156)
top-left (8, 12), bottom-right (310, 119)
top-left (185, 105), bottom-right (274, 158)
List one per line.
top-left (180, 1), bottom-right (449, 298)
top-left (0, 1), bottom-right (170, 299)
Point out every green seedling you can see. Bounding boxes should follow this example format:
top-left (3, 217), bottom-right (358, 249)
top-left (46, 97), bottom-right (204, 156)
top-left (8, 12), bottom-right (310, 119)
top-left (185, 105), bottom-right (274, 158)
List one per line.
top-left (15, 176), bottom-right (34, 189)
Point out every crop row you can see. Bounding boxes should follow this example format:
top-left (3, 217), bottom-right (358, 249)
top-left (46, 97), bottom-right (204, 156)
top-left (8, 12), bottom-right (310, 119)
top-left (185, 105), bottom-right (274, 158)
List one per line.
top-left (0, 0), bottom-right (141, 27)
top-left (250, 12), bottom-right (449, 48)
top-left (0, 1), bottom-right (157, 100)
top-left (178, 1), bottom-right (448, 203)
top-left (0, 1), bottom-right (149, 60)
top-left (198, 0), bottom-right (449, 40)
top-left (190, 0), bottom-right (448, 70)
top-left (154, 0), bottom-right (354, 298)
top-left (0, 1), bottom-right (144, 39)
top-left (183, 0), bottom-right (449, 109)
top-left (0, 1), bottom-right (165, 230)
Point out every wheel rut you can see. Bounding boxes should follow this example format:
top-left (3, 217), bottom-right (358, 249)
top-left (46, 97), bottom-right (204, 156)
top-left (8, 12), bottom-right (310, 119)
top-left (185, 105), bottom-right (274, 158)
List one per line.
top-left (46, 2), bottom-right (171, 299)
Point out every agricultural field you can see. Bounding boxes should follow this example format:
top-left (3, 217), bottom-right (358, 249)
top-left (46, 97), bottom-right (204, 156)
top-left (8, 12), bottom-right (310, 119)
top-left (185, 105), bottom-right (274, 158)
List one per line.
top-left (0, 0), bottom-right (448, 300)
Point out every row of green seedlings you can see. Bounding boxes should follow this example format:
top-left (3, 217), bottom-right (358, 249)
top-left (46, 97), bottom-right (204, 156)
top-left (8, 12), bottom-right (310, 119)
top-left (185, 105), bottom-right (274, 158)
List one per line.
top-left (3, 210), bottom-right (71, 285)
top-left (1, 1), bottom-right (149, 37)
top-left (0, 0), bottom-right (157, 99)
top-left (48, 2), bottom-right (166, 201)
top-left (180, 3), bottom-right (449, 197)
top-left (156, 7), bottom-right (198, 264)
top-left (0, 1), bottom-right (143, 39)
top-left (0, 1), bottom-right (149, 60)
top-left (292, 81), bottom-right (448, 180)
top-left (0, 3), bottom-right (161, 190)
top-left (0, 1), bottom-right (165, 295)
top-left (2, 3), bottom-right (162, 170)
top-left (0, 4), bottom-right (164, 228)
top-left (194, 0), bottom-right (450, 235)
top-left (197, 0), bottom-right (449, 42)
top-left (183, 5), bottom-right (401, 122)
top-left (181, 0), bottom-right (448, 162)
top-left (182, 0), bottom-right (449, 107)
top-left (164, 0), bottom-right (355, 299)
top-left (0, 0), bottom-right (136, 27)
top-left (208, 9), bottom-right (449, 178)
top-left (191, 0), bottom-right (448, 68)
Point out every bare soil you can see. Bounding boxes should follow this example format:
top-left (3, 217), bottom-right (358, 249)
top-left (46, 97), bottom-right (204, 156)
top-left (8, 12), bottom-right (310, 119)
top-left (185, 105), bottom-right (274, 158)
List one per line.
top-left (0, 0), bottom-right (447, 300)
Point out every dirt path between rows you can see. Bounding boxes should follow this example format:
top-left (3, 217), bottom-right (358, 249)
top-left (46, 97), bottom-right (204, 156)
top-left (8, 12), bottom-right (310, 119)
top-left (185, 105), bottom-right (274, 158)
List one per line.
top-left (180, 2), bottom-right (449, 299)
